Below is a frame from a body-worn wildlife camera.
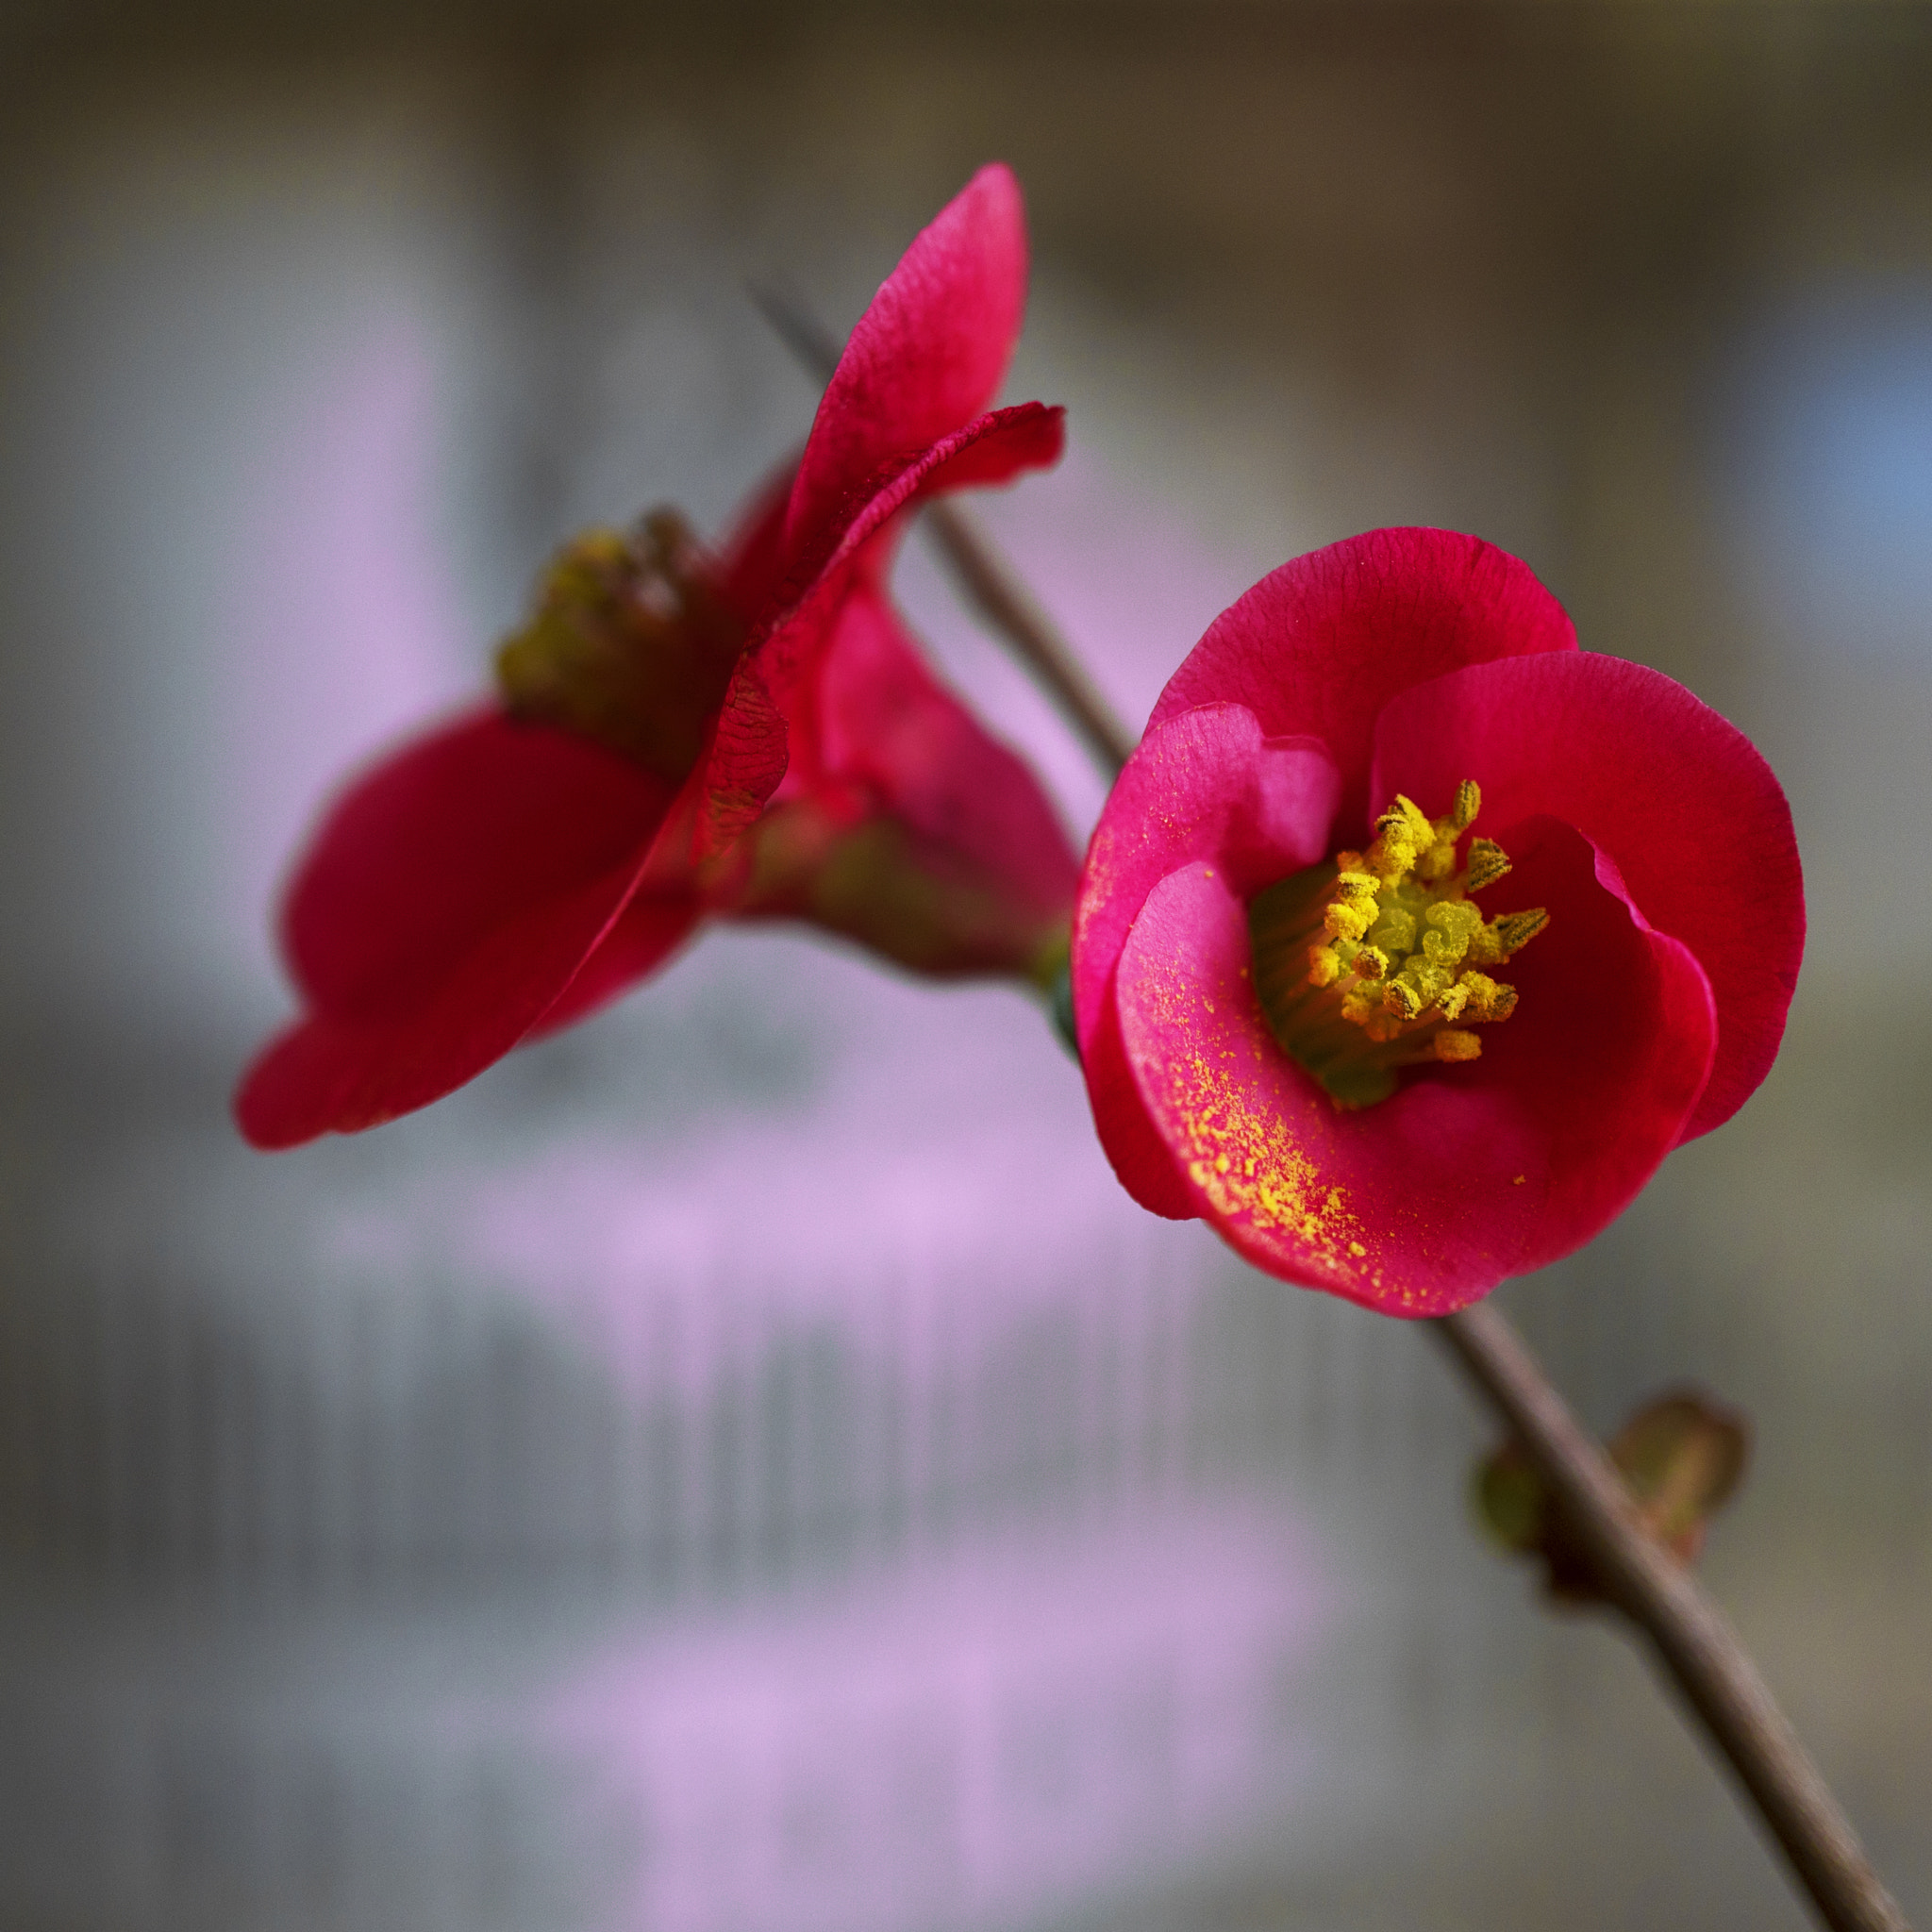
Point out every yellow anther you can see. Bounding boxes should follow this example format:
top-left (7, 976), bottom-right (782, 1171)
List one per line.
top-left (1368, 796), bottom-right (1433, 881)
top-left (1463, 839), bottom-right (1511, 893)
top-left (1457, 974), bottom-right (1518, 1024)
top-left (1492, 908), bottom-right (1550, 958)
top-left (1324, 898), bottom-right (1374, 942)
top-left (1366, 836), bottom-right (1414, 884)
top-left (1247, 776), bottom-right (1548, 1108)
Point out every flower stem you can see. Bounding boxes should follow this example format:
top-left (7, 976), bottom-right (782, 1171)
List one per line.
top-left (918, 499), bottom-right (1136, 775)
top-left (755, 280), bottom-right (1910, 1932)
top-left (1436, 1303), bottom-right (1907, 1932)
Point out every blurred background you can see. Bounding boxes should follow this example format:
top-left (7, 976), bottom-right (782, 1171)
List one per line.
top-left (0, 3), bottom-right (1929, 1926)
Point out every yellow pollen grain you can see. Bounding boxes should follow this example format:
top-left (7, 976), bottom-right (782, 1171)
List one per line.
top-left (1159, 1013), bottom-right (1366, 1285)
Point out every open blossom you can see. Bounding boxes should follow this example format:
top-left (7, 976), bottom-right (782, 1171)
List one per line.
top-left (1071, 527), bottom-right (1804, 1317)
top-left (238, 164), bottom-right (1075, 1150)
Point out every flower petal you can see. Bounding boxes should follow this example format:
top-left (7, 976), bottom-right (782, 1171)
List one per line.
top-left (905, 403), bottom-right (1065, 497)
top-left (696, 402), bottom-right (1065, 857)
top-left (239, 708), bottom-right (677, 1146)
top-left (282, 708), bottom-right (674, 1012)
top-left (525, 890), bottom-right (703, 1037)
top-left (1149, 528), bottom-right (1577, 842)
top-left (783, 162), bottom-right (1029, 558)
top-left (806, 580), bottom-right (1079, 925)
top-left (1082, 956), bottom-right (1197, 1221)
top-left (1370, 651), bottom-right (1801, 1140)
top-left (1108, 817), bottom-right (1717, 1310)
top-left (1441, 815), bottom-right (1719, 1275)
top-left (237, 860), bottom-right (650, 1147)
top-left (1071, 703), bottom-right (1341, 1059)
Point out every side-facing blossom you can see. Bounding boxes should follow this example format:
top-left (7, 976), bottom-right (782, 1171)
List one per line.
top-left (238, 164), bottom-right (1075, 1150)
top-left (1071, 527), bottom-right (1804, 1317)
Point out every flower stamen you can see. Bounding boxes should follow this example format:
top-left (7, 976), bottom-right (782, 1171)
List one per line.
top-left (1247, 779), bottom-right (1549, 1108)
top-left (494, 508), bottom-right (747, 783)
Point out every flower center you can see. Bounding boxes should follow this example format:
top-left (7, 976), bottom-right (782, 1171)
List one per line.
top-left (494, 509), bottom-right (748, 784)
top-left (1247, 780), bottom-right (1549, 1109)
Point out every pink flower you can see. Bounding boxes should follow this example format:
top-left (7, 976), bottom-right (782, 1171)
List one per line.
top-left (238, 164), bottom-right (1074, 1149)
top-left (1071, 528), bottom-right (1804, 1316)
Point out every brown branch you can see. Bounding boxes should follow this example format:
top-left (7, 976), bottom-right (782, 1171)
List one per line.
top-left (919, 499), bottom-right (1136, 775)
top-left (1438, 1302), bottom-right (1908, 1932)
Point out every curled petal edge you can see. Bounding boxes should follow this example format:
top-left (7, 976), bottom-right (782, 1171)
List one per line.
top-left (1149, 527), bottom-right (1578, 842)
top-left (1071, 703), bottom-right (1340, 1060)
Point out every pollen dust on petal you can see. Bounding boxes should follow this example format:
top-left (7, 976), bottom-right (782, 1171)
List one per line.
top-left (1142, 963), bottom-right (1372, 1293)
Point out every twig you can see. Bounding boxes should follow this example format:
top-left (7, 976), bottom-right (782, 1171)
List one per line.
top-left (752, 274), bottom-right (1910, 1932)
top-left (749, 281), bottom-right (1136, 776)
top-left (1437, 1304), bottom-right (1907, 1932)
top-left (748, 278), bottom-right (844, 392)
top-left (921, 500), bottom-right (1136, 775)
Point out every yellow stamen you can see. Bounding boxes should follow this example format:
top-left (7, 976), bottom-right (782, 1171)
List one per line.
top-left (1246, 777), bottom-right (1550, 1109)
top-left (1384, 979), bottom-right (1423, 1023)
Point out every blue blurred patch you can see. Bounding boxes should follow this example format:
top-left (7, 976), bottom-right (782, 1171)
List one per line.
top-left (1724, 279), bottom-right (1932, 656)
